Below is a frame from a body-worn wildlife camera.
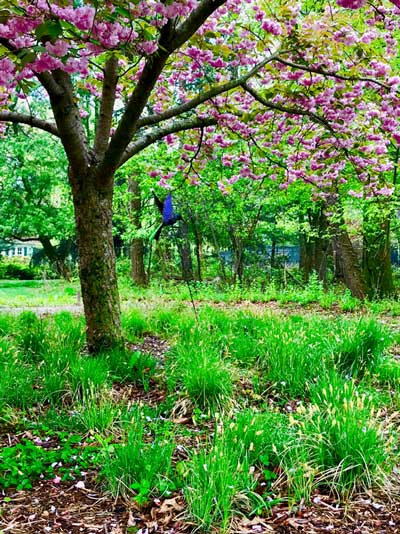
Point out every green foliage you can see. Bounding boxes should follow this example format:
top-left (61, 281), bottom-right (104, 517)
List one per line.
top-left (0, 259), bottom-right (38, 280)
top-left (0, 303), bottom-right (397, 525)
top-left (100, 347), bottom-right (157, 389)
top-left (0, 130), bottom-right (74, 253)
top-left (259, 317), bottom-right (328, 399)
top-left (186, 410), bottom-right (289, 532)
top-left (16, 311), bottom-right (47, 359)
top-left (167, 328), bottom-right (233, 410)
top-left (332, 319), bottom-right (390, 377)
top-left (297, 375), bottom-right (391, 495)
top-left (100, 412), bottom-right (175, 502)
top-left (0, 435), bottom-right (100, 490)
top-left (74, 390), bottom-right (120, 435)
top-left (69, 358), bottom-right (109, 396)
top-left (122, 309), bottom-right (149, 339)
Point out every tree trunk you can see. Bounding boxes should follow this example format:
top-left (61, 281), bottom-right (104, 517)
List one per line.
top-left (191, 213), bottom-right (203, 282)
top-left (270, 238), bottom-right (276, 270)
top-left (177, 221), bottom-right (194, 281)
top-left (331, 223), bottom-right (366, 300)
top-left (129, 178), bottom-right (147, 286)
top-left (299, 208), bottom-right (329, 285)
top-left (231, 232), bottom-right (244, 284)
top-left (39, 236), bottom-right (72, 280)
top-left (362, 202), bottom-right (394, 298)
top-left (71, 173), bottom-right (122, 353)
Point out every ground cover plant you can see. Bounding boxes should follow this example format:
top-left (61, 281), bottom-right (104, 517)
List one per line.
top-left (1, 304), bottom-right (399, 533)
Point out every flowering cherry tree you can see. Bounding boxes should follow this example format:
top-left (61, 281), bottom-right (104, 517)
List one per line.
top-left (0, 0), bottom-right (274, 351)
top-left (0, 0), bottom-right (400, 349)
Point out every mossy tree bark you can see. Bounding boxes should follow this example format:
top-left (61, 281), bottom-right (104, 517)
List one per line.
top-left (71, 171), bottom-right (122, 352)
top-left (331, 222), bottom-right (367, 300)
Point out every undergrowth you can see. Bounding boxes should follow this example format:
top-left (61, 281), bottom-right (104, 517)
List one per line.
top-left (0, 306), bottom-right (398, 532)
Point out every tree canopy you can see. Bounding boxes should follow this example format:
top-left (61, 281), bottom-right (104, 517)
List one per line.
top-left (1, 0), bottom-right (400, 349)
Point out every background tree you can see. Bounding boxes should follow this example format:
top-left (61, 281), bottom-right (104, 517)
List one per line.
top-left (0, 129), bottom-right (74, 278)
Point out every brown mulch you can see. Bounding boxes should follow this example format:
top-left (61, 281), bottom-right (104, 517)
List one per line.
top-left (2, 482), bottom-right (400, 533)
top-left (130, 335), bottom-right (170, 365)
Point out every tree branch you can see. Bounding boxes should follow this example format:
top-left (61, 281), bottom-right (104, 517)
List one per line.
top-left (0, 111), bottom-right (60, 137)
top-left (97, 0), bottom-right (229, 182)
top-left (119, 116), bottom-right (218, 167)
top-left (276, 57), bottom-right (391, 91)
top-left (93, 55), bottom-right (119, 159)
top-left (167, 0), bottom-right (227, 51)
top-left (242, 82), bottom-right (335, 133)
top-left (47, 70), bottom-right (91, 176)
top-left (137, 54), bottom-right (281, 129)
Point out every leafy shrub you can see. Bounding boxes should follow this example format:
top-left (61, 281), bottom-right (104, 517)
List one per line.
top-left (0, 259), bottom-right (38, 280)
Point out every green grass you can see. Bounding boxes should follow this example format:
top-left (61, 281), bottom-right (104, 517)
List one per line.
top-left (0, 301), bottom-right (398, 532)
top-left (0, 279), bottom-right (79, 307)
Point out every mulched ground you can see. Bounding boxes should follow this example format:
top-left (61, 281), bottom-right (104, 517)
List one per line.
top-left (2, 481), bottom-right (400, 533)
top-left (1, 318), bottom-right (400, 533)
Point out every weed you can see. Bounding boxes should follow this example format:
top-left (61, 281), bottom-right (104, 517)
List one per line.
top-left (186, 410), bottom-right (290, 532)
top-left (16, 311), bottom-right (47, 360)
top-left (69, 357), bottom-right (109, 397)
top-left (100, 412), bottom-right (175, 502)
top-left (122, 310), bottom-right (148, 340)
top-left (74, 389), bottom-right (120, 434)
top-left (0, 434), bottom-right (101, 490)
top-left (297, 377), bottom-right (391, 495)
top-left (331, 319), bottom-right (390, 377)
top-left (168, 332), bottom-right (233, 410)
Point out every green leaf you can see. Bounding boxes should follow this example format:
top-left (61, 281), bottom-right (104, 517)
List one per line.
top-left (35, 20), bottom-right (63, 40)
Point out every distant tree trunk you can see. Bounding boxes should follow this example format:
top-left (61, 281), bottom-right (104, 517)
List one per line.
top-left (331, 222), bottom-right (367, 300)
top-left (208, 219), bottom-right (228, 283)
top-left (362, 202), bottom-right (394, 298)
top-left (270, 238), bottom-right (276, 270)
top-left (129, 178), bottom-right (147, 287)
top-left (191, 213), bottom-right (203, 281)
top-left (231, 231), bottom-right (244, 284)
top-left (70, 170), bottom-right (122, 352)
top-left (177, 221), bottom-right (194, 281)
top-left (299, 207), bottom-right (329, 285)
top-left (39, 235), bottom-right (72, 280)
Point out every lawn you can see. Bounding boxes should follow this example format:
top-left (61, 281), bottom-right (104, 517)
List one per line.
top-left (0, 297), bottom-right (400, 533)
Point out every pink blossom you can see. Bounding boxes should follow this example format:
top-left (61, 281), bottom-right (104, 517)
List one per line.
top-left (348, 189), bottom-right (363, 198)
top-left (261, 19), bottom-right (283, 36)
top-left (0, 58), bottom-right (15, 86)
top-left (31, 53), bottom-right (63, 73)
top-left (45, 40), bottom-right (70, 57)
top-left (138, 41), bottom-right (158, 55)
top-left (217, 180), bottom-right (229, 194)
top-left (11, 35), bottom-right (35, 48)
top-left (63, 57), bottom-right (89, 76)
top-left (72, 6), bottom-right (95, 31)
top-left (336, 0), bottom-right (366, 9)
top-left (375, 186), bottom-right (394, 196)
